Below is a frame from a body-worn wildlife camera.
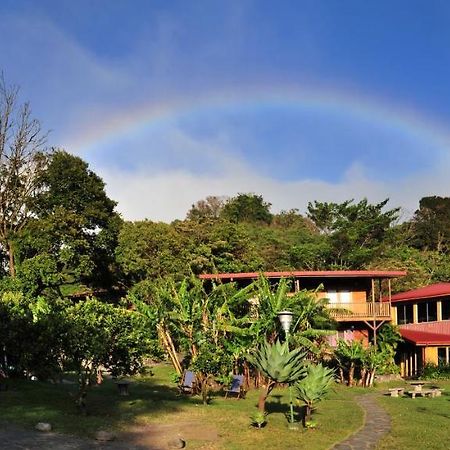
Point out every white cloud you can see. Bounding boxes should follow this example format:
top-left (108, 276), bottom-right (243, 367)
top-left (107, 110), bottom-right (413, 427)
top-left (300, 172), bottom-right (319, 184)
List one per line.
top-left (98, 136), bottom-right (450, 222)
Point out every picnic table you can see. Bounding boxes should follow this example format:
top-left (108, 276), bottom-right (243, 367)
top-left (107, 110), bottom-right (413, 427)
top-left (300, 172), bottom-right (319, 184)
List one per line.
top-left (408, 381), bottom-right (429, 392)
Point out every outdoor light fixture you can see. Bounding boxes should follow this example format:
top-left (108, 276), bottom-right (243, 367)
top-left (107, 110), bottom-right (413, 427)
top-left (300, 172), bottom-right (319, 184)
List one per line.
top-left (277, 310), bottom-right (294, 335)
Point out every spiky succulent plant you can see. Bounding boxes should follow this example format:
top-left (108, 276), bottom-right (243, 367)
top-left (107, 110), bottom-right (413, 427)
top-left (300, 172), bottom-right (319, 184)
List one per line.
top-left (249, 339), bottom-right (307, 383)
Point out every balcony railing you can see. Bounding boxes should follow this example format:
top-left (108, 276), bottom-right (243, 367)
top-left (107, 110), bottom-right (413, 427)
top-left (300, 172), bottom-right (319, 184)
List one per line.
top-left (326, 302), bottom-right (391, 321)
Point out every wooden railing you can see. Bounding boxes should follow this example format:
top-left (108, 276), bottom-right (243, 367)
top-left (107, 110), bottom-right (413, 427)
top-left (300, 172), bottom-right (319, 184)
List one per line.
top-left (326, 302), bottom-right (391, 320)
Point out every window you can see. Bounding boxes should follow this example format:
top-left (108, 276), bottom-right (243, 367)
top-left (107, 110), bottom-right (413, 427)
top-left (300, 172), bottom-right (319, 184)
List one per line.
top-left (418, 301), bottom-right (437, 322)
top-left (442, 299), bottom-right (450, 321)
top-left (397, 304), bottom-right (413, 324)
top-left (437, 347), bottom-right (449, 365)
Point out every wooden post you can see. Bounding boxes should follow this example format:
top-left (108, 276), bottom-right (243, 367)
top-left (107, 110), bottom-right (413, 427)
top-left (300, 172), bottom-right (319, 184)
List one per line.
top-left (372, 278), bottom-right (376, 346)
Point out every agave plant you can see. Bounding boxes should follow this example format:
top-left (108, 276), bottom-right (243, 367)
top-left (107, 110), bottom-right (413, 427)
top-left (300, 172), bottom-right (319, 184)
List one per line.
top-left (248, 339), bottom-right (307, 412)
top-left (295, 363), bottom-right (335, 423)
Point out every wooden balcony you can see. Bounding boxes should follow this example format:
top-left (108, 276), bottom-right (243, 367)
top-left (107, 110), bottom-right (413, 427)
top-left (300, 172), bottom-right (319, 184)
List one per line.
top-left (326, 302), bottom-right (391, 322)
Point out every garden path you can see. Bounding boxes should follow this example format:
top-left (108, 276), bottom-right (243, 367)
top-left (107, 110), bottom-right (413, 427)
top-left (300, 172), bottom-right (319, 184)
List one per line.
top-left (331, 394), bottom-right (391, 450)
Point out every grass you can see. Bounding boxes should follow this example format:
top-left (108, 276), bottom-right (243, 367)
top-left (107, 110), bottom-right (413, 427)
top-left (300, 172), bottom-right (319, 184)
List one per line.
top-left (0, 364), bottom-right (363, 449)
top-left (3, 365), bottom-right (448, 449)
top-left (374, 379), bottom-right (450, 450)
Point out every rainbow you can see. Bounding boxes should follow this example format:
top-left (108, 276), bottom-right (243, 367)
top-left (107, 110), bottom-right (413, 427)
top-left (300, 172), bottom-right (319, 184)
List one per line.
top-left (66, 84), bottom-right (450, 155)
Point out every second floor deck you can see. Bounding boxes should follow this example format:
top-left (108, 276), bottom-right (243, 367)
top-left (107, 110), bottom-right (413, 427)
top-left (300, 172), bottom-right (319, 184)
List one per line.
top-left (326, 302), bottom-right (391, 322)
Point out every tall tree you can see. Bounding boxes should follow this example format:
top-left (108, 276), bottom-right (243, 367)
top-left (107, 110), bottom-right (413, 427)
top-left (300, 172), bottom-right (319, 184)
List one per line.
top-left (412, 196), bottom-right (450, 252)
top-left (221, 193), bottom-right (273, 224)
top-left (16, 151), bottom-right (120, 292)
top-left (307, 198), bottom-right (400, 268)
top-left (186, 195), bottom-right (226, 221)
top-left (0, 76), bottom-right (49, 276)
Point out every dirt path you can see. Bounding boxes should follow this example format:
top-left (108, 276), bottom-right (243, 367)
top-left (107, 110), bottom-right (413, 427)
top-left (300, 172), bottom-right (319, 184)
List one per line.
top-left (0, 421), bottom-right (219, 450)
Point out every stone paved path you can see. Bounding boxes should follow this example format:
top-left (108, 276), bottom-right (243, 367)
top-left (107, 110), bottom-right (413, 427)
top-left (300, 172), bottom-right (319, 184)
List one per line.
top-left (331, 395), bottom-right (391, 450)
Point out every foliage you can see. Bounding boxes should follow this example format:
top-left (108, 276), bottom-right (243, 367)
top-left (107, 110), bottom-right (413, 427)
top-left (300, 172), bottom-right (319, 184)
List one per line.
top-left (0, 291), bottom-right (66, 380)
top-left (307, 198), bottom-right (400, 267)
top-left (249, 410), bottom-right (267, 429)
top-left (221, 193), bottom-right (273, 224)
top-left (295, 363), bottom-right (335, 422)
top-left (333, 340), bottom-right (364, 386)
top-left (248, 339), bottom-right (307, 411)
top-left (248, 340), bottom-right (306, 383)
top-left (63, 298), bottom-right (152, 412)
top-left (186, 195), bottom-right (226, 221)
top-left (420, 362), bottom-right (450, 380)
top-left (376, 324), bottom-right (402, 374)
top-left (14, 151), bottom-right (121, 292)
top-left (411, 196), bottom-right (450, 252)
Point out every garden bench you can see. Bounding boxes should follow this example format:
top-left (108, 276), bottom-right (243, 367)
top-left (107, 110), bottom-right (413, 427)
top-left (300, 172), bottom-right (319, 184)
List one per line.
top-left (407, 389), bottom-right (438, 399)
top-left (388, 387), bottom-right (404, 397)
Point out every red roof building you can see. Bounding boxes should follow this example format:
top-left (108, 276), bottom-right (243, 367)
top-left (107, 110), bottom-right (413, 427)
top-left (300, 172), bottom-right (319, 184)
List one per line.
top-left (389, 282), bottom-right (450, 377)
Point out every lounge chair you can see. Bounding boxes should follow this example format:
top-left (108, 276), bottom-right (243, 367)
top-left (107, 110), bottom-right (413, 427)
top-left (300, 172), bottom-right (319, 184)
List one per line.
top-left (179, 370), bottom-right (196, 394)
top-left (225, 374), bottom-right (245, 399)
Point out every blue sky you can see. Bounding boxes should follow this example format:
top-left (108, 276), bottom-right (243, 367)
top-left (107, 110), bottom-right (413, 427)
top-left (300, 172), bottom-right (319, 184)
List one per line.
top-left (2, 0), bottom-right (450, 220)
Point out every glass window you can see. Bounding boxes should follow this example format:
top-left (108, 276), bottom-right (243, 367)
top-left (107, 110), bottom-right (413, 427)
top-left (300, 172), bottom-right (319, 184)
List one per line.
top-left (437, 347), bottom-right (448, 365)
top-left (418, 301), bottom-right (438, 322)
top-left (398, 304), bottom-right (413, 324)
top-left (442, 299), bottom-right (450, 320)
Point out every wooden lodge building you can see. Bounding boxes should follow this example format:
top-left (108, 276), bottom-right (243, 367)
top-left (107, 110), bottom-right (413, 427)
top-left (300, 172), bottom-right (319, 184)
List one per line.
top-left (388, 283), bottom-right (450, 377)
top-left (200, 270), bottom-right (450, 377)
top-left (199, 269), bottom-right (406, 347)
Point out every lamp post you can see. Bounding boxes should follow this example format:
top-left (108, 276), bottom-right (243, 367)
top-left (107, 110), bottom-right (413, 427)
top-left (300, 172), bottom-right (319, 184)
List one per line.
top-left (277, 310), bottom-right (296, 426)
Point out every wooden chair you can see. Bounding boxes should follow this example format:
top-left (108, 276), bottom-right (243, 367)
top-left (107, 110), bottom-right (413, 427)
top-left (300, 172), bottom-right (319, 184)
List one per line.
top-left (179, 370), bottom-right (196, 394)
top-left (225, 374), bottom-right (245, 399)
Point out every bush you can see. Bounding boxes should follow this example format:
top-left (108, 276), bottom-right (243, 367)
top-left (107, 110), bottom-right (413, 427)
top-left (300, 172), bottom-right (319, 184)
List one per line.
top-left (421, 363), bottom-right (450, 380)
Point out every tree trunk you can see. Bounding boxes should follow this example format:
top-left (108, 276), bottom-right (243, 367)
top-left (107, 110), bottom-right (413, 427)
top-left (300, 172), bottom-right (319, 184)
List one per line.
top-left (305, 404), bottom-right (312, 422)
top-left (157, 325), bottom-right (182, 375)
top-left (359, 368), bottom-right (367, 386)
top-left (338, 367), bottom-right (345, 384)
top-left (7, 241), bottom-right (15, 277)
top-left (348, 362), bottom-right (355, 387)
top-left (258, 380), bottom-right (275, 412)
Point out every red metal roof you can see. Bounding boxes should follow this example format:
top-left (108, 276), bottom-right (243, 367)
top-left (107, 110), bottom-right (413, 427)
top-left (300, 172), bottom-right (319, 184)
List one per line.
top-left (390, 283), bottom-right (450, 303)
top-left (400, 321), bottom-right (450, 335)
top-left (199, 270), bottom-right (406, 280)
top-left (400, 328), bottom-right (450, 346)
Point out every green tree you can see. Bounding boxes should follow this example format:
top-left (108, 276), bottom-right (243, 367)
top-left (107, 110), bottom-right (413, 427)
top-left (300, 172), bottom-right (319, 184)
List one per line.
top-left (14, 151), bottom-right (121, 293)
top-left (64, 298), bottom-right (151, 413)
top-left (412, 196), bottom-right (450, 252)
top-left (307, 198), bottom-right (400, 268)
top-left (221, 193), bottom-right (273, 224)
top-left (116, 220), bottom-right (187, 284)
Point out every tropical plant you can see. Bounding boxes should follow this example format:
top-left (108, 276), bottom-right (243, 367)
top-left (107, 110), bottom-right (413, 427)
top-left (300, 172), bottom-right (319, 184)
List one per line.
top-left (295, 363), bottom-right (335, 423)
top-left (248, 339), bottom-right (307, 411)
top-left (249, 410), bottom-right (268, 429)
top-left (334, 340), bottom-right (364, 386)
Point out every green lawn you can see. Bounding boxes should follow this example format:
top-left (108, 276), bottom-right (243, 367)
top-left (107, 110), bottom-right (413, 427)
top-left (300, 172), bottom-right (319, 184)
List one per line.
top-left (375, 380), bottom-right (450, 450)
top-left (0, 364), bottom-right (363, 449)
top-left (1, 365), bottom-right (448, 449)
